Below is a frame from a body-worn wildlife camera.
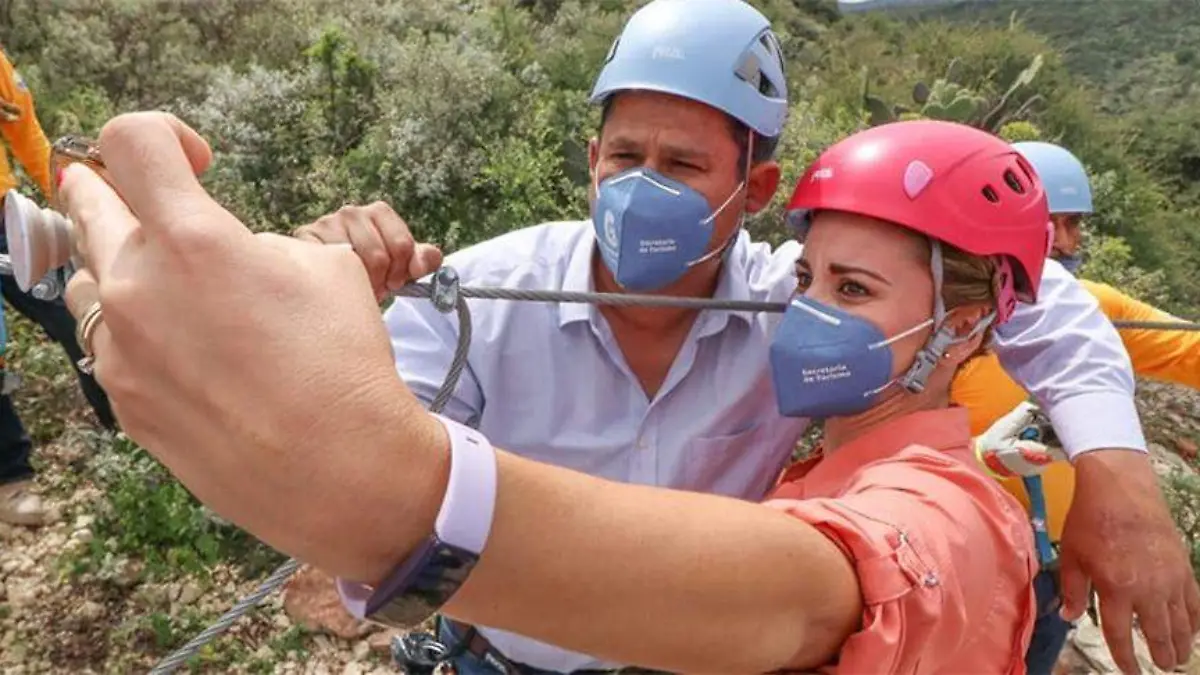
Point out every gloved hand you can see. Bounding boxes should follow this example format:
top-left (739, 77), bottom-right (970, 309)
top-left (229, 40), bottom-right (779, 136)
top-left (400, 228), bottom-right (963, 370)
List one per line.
top-left (973, 400), bottom-right (1068, 479)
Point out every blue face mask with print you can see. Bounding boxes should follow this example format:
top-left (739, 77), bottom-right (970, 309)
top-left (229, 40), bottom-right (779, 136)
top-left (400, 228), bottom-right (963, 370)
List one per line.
top-left (768, 296), bottom-right (936, 420)
top-left (591, 167), bottom-right (742, 292)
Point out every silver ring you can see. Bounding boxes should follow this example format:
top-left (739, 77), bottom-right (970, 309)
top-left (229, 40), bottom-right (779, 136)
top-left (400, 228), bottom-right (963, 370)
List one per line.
top-left (74, 301), bottom-right (105, 358)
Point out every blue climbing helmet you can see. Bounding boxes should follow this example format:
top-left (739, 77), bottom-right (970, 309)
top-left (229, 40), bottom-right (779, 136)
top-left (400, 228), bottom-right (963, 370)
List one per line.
top-left (1011, 141), bottom-right (1094, 215)
top-left (588, 0), bottom-right (789, 138)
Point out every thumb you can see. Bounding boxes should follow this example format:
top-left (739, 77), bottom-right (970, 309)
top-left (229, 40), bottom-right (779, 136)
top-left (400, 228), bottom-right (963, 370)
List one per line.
top-left (409, 243), bottom-right (444, 281)
top-left (1058, 551), bottom-right (1091, 621)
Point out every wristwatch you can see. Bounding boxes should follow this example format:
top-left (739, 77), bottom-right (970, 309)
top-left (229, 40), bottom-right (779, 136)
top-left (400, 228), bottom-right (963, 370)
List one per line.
top-left (337, 414), bottom-right (498, 628)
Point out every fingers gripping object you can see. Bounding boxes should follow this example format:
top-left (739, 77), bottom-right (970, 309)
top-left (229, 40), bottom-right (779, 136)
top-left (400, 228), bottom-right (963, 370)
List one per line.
top-left (3, 135), bottom-right (99, 294)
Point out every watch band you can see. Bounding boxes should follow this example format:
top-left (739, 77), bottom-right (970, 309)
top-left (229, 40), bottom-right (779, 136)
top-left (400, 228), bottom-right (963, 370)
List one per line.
top-left (337, 413), bottom-right (498, 627)
top-left (432, 414), bottom-right (498, 553)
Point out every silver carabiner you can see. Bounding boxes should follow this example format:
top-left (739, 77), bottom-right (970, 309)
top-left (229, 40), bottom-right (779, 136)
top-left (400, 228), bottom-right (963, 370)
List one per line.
top-left (391, 631), bottom-right (452, 673)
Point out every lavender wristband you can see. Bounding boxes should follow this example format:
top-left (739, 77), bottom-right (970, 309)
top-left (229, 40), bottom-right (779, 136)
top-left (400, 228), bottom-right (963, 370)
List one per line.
top-left (337, 413), bottom-right (498, 625)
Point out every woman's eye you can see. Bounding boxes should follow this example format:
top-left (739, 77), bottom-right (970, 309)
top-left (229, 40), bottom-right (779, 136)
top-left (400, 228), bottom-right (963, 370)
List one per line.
top-left (839, 280), bottom-right (869, 297)
top-left (795, 271), bottom-right (813, 289)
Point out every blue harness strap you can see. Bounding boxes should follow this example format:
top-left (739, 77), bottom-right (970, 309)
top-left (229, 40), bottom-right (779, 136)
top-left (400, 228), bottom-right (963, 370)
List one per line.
top-left (1017, 425), bottom-right (1058, 569)
top-left (1023, 474), bottom-right (1057, 569)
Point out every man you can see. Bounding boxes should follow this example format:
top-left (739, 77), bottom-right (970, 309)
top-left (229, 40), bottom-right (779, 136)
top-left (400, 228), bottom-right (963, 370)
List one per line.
top-left (952, 139), bottom-right (1200, 674)
top-left (0, 45), bottom-right (116, 526)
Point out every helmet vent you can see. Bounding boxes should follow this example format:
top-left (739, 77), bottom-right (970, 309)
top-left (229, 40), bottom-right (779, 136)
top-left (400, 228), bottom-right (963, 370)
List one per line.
top-left (1003, 169), bottom-right (1026, 194)
top-left (759, 32), bottom-right (784, 71)
top-left (981, 185), bottom-right (1000, 203)
top-left (735, 53), bottom-right (764, 90)
top-left (734, 30), bottom-right (784, 99)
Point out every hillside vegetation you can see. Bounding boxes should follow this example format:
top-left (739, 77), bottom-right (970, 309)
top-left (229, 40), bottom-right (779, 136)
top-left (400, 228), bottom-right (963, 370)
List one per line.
top-left (0, 1), bottom-right (1198, 672)
top-left (907, 0), bottom-right (1200, 306)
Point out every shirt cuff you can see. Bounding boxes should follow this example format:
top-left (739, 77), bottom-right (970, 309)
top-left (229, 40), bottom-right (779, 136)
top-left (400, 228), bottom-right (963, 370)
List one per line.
top-left (1048, 392), bottom-right (1148, 460)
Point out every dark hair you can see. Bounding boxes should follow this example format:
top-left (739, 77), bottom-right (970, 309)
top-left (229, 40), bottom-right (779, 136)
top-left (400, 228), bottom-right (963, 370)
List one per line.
top-left (598, 96), bottom-right (780, 177)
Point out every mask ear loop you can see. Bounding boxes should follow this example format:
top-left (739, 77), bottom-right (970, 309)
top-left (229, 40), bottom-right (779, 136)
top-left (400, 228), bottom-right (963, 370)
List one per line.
top-left (688, 131), bottom-right (755, 269)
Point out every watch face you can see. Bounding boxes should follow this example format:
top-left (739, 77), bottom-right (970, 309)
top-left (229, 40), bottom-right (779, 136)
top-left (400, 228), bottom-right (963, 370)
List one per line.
top-left (367, 536), bottom-right (480, 629)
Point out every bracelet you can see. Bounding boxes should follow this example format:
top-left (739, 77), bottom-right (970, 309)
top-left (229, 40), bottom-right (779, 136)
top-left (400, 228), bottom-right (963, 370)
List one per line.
top-left (337, 413), bottom-right (498, 626)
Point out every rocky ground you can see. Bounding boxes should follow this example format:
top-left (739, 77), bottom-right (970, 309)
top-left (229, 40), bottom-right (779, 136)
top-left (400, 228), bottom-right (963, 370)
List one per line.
top-left (1, 379), bottom-right (1198, 674)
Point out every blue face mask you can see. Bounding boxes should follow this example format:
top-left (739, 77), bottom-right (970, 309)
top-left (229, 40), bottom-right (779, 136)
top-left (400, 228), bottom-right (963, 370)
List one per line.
top-left (768, 296), bottom-right (937, 419)
top-left (591, 167), bottom-right (742, 292)
top-left (1055, 253), bottom-right (1083, 275)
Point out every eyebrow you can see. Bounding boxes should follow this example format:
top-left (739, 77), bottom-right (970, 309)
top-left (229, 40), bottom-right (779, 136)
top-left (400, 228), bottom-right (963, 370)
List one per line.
top-left (831, 262), bottom-right (892, 285)
top-left (605, 134), bottom-right (713, 163)
top-left (797, 258), bottom-right (892, 286)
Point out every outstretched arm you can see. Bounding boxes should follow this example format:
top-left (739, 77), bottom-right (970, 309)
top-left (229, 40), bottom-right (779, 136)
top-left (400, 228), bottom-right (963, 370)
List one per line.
top-left (435, 442), bottom-right (861, 672)
top-left (334, 412), bottom-right (1023, 673)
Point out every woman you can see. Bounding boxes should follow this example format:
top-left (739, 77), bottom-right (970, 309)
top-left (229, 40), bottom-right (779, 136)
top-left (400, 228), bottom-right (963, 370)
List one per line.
top-left (59, 118), bottom-right (1046, 673)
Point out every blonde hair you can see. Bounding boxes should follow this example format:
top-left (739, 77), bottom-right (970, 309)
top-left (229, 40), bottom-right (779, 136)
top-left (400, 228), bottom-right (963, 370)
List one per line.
top-left (937, 241), bottom-right (999, 351)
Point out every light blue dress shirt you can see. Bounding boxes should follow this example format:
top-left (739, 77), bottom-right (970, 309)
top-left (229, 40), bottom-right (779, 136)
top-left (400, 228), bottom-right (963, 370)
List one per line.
top-left (381, 219), bottom-right (1145, 672)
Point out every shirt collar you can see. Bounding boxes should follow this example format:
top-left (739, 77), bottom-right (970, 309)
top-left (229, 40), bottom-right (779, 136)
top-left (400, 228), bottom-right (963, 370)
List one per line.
top-left (779, 407), bottom-right (971, 486)
top-left (557, 224), bottom-right (756, 332)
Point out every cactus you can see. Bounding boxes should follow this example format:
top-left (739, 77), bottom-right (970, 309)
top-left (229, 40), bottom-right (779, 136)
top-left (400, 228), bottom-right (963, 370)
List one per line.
top-left (912, 81), bottom-right (931, 105)
top-left (925, 93), bottom-right (985, 124)
top-left (863, 54), bottom-right (1045, 133)
top-left (990, 94), bottom-right (1045, 133)
top-left (919, 80), bottom-right (987, 123)
top-left (944, 57), bottom-right (963, 84)
top-left (865, 95), bottom-right (897, 126)
top-left (981, 55), bottom-right (1043, 129)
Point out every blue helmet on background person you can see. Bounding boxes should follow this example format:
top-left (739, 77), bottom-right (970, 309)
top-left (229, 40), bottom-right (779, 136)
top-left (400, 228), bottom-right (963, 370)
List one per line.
top-left (1012, 141), bottom-right (1094, 215)
top-left (588, 0), bottom-right (789, 138)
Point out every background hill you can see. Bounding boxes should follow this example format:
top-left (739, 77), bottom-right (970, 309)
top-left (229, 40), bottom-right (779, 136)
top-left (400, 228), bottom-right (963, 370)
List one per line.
top-left (0, 0), bottom-right (1198, 672)
top-left (905, 0), bottom-right (1200, 223)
